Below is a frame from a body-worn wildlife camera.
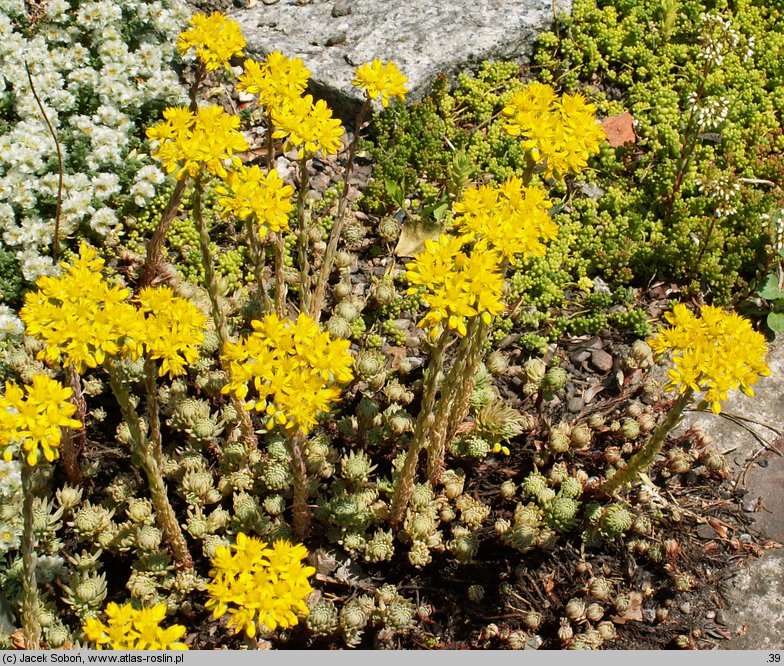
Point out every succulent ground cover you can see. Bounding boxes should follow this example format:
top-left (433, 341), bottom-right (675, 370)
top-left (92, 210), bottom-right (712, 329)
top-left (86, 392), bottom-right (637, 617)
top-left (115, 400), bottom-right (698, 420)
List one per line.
top-left (0, 0), bottom-right (782, 651)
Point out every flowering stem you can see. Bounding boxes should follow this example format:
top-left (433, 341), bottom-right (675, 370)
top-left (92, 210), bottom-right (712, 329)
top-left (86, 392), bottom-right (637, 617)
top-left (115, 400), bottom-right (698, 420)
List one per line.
top-left (390, 328), bottom-right (451, 530)
top-left (311, 100), bottom-right (371, 320)
top-left (60, 365), bottom-right (86, 486)
top-left (274, 232), bottom-right (288, 318)
top-left (425, 318), bottom-right (489, 485)
top-left (188, 61), bottom-right (206, 113)
top-left (246, 219), bottom-right (273, 313)
top-left (20, 464), bottom-right (41, 650)
top-left (296, 156), bottom-right (311, 314)
top-left (443, 319), bottom-right (491, 442)
top-left (193, 172), bottom-right (258, 451)
top-left (139, 177), bottom-right (188, 288)
top-left (663, 62), bottom-right (712, 216)
top-left (598, 389), bottom-right (694, 495)
top-left (143, 358), bottom-right (164, 469)
top-left (285, 428), bottom-right (311, 541)
top-left (264, 110), bottom-right (276, 173)
top-left (25, 61), bottom-right (62, 263)
top-left (105, 359), bottom-right (193, 569)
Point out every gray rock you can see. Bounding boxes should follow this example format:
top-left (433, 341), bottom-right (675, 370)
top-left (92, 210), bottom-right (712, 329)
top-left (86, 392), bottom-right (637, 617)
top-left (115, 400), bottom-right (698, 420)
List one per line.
top-left (230, 0), bottom-right (570, 120)
top-left (590, 349), bottom-right (613, 373)
top-left (325, 31), bottom-right (347, 46)
top-left (331, 0), bottom-right (352, 18)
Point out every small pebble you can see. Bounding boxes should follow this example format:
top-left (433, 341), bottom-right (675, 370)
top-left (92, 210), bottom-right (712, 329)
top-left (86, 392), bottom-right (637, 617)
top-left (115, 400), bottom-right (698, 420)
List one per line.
top-left (715, 609), bottom-right (729, 626)
top-left (739, 533), bottom-right (752, 544)
top-left (325, 32), bottom-right (347, 46)
top-left (590, 349), bottom-right (613, 373)
top-left (705, 610), bottom-right (716, 620)
top-left (743, 501), bottom-right (759, 513)
top-left (679, 602), bottom-right (691, 615)
top-left (262, 0), bottom-right (279, 5)
top-left (567, 397), bottom-right (585, 413)
top-left (332, 0), bottom-right (352, 17)
top-left (642, 608), bottom-right (655, 622)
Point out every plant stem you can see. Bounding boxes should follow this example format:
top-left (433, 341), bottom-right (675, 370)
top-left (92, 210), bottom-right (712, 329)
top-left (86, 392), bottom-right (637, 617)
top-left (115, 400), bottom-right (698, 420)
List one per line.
top-left (60, 365), bottom-right (86, 486)
top-left (105, 359), bottom-right (193, 569)
top-left (192, 173), bottom-right (258, 451)
top-left (138, 177), bottom-right (188, 288)
top-left (390, 329), bottom-right (451, 530)
top-left (311, 100), bottom-right (371, 320)
top-left (26, 61), bottom-right (62, 263)
top-left (443, 320), bottom-right (491, 442)
top-left (285, 428), bottom-right (311, 541)
top-left (296, 156), bottom-right (311, 314)
top-left (143, 358), bottom-right (164, 468)
top-left (274, 232), bottom-right (288, 318)
top-left (20, 464), bottom-right (41, 650)
top-left (663, 63), bottom-right (712, 215)
top-left (598, 389), bottom-right (693, 495)
top-left (425, 319), bottom-right (489, 485)
top-left (139, 62), bottom-right (204, 288)
top-left (246, 218), bottom-right (273, 313)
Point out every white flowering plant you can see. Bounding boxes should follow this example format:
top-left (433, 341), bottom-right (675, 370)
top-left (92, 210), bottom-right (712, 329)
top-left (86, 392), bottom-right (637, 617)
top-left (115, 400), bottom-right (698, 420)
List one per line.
top-left (0, 0), bottom-right (189, 303)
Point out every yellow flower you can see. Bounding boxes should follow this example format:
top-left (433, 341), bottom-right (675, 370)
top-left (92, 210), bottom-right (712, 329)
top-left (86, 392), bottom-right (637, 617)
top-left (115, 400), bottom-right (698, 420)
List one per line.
top-left (352, 59), bottom-right (408, 107)
top-left (0, 374), bottom-right (81, 466)
top-left (84, 603), bottom-right (188, 650)
top-left (20, 244), bottom-right (145, 373)
top-left (405, 234), bottom-right (505, 336)
top-left (650, 304), bottom-right (770, 414)
top-left (271, 95), bottom-right (344, 158)
top-left (147, 105), bottom-right (248, 180)
top-left (177, 12), bottom-right (246, 71)
top-left (206, 534), bottom-right (315, 637)
top-left (454, 177), bottom-right (556, 261)
top-left (136, 287), bottom-right (207, 378)
top-left (502, 82), bottom-right (605, 179)
top-left (237, 53), bottom-right (311, 111)
top-left (221, 313), bottom-right (353, 433)
top-left (216, 165), bottom-right (294, 235)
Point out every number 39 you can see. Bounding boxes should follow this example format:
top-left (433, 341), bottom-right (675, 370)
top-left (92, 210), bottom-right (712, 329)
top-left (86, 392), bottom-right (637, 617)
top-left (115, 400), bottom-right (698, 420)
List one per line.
top-left (768, 655), bottom-right (781, 663)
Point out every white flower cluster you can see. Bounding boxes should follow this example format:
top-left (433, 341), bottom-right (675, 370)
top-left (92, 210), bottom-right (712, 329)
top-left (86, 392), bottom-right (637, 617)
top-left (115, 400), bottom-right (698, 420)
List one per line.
top-left (0, 304), bottom-right (24, 341)
top-left (697, 174), bottom-right (741, 217)
top-left (0, 458), bottom-right (22, 554)
top-left (687, 94), bottom-right (730, 130)
top-left (697, 12), bottom-right (753, 68)
top-left (0, 0), bottom-right (190, 285)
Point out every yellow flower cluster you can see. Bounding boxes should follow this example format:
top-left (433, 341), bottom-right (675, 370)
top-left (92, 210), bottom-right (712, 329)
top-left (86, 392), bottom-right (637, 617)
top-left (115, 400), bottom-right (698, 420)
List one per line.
top-left (146, 105), bottom-right (248, 180)
top-left (216, 165), bottom-right (294, 236)
top-left (405, 234), bottom-right (505, 336)
top-left (453, 177), bottom-right (557, 261)
top-left (83, 603), bottom-right (188, 650)
top-left (649, 304), bottom-right (770, 413)
top-left (136, 287), bottom-right (206, 378)
top-left (0, 374), bottom-right (81, 466)
top-left (502, 82), bottom-right (606, 179)
top-left (271, 94), bottom-right (344, 159)
top-left (20, 245), bottom-right (144, 373)
top-left (177, 12), bottom-right (246, 71)
top-left (222, 313), bottom-right (354, 433)
top-left (237, 52), bottom-right (311, 111)
top-left (205, 534), bottom-right (315, 638)
top-left (352, 59), bottom-right (409, 107)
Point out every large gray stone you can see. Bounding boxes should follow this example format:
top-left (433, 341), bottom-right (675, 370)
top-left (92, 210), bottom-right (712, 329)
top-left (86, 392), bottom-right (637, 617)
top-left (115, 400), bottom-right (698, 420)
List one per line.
top-left (230, 0), bottom-right (568, 119)
top-left (679, 337), bottom-right (784, 649)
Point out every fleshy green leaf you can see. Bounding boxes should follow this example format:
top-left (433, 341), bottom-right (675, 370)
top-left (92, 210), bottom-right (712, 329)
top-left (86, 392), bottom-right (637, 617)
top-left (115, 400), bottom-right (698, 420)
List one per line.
top-left (767, 311), bottom-right (784, 333)
top-left (757, 274), bottom-right (784, 301)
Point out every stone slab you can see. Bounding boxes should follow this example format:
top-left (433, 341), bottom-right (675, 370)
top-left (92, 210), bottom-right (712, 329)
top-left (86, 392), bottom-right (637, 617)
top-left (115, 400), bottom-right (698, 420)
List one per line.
top-left (680, 337), bottom-right (784, 649)
top-left (230, 0), bottom-right (569, 119)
